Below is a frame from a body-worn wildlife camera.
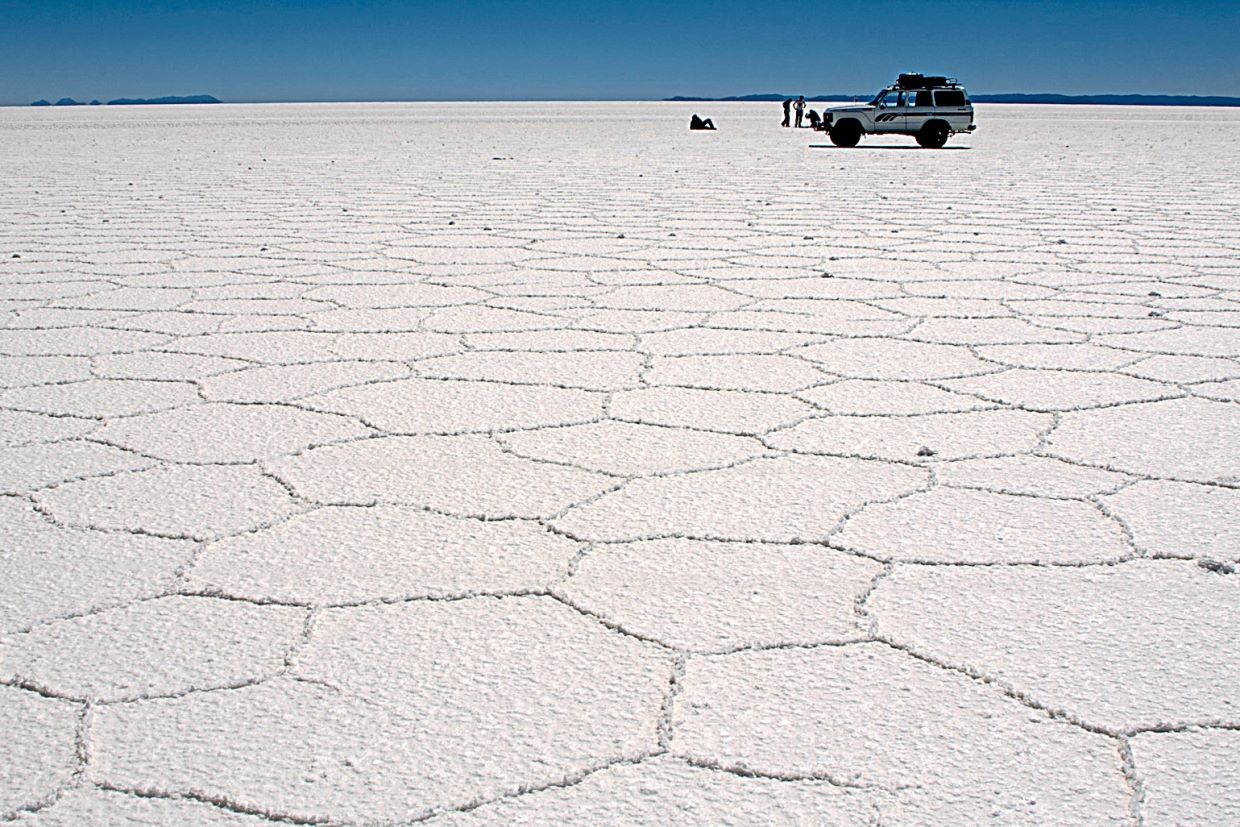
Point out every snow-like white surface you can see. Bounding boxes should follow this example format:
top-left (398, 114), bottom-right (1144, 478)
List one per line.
top-left (1, 101), bottom-right (1238, 824)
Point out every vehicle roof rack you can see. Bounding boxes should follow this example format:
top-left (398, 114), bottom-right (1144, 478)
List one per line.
top-left (896, 73), bottom-right (960, 90)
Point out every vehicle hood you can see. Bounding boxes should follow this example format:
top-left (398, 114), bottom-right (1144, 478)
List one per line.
top-left (823, 105), bottom-right (872, 115)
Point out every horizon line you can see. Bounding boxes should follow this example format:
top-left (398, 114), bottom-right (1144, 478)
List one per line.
top-left (9, 91), bottom-right (1240, 108)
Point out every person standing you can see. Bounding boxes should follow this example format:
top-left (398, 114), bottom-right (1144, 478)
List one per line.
top-left (794, 96), bottom-right (806, 128)
top-left (781, 99), bottom-right (791, 127)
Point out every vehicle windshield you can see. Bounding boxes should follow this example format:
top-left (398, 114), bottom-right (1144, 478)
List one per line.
top-left (869, 87), bottom-right (892, 105)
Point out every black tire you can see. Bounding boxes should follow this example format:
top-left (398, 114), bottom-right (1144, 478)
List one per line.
top-left (916, 121), bottom-right (950, 148)
top-left (829, 120), bottom-right (862, 148)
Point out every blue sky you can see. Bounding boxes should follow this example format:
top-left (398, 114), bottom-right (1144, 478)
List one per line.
top-left (2, 0), bottom-right (1238, 104)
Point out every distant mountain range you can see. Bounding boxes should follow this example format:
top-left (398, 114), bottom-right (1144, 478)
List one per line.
top-left (666, 93), bottom-right (1240, 107)
top-left (30, 95), bottom-right (221, 106)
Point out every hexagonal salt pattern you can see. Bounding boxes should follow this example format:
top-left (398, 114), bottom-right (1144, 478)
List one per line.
top-left (500, 420), bottom-right (767, 476)
top-left (90, 598), bottom-right (670, 823)
top-left (1100, 479), bottom-right (1240, 561)
top-left (268, 434), bottom-right (616, 518)
top-left (834, 487), bottom-right (1129, 564)
top-left (35, 464), bottom-right (302, 540)
top-left (552, 454), bottom-right (928, 542)
top-left (869, 562), bottom-right (1240, 732)
top-left (93, 402), bottom-right (370, 463)
top-left (1046, 397), bottom-right (1239, 483)
top-left (557, 539), bottom-right (881, 651)
top-left (670, 644), bottom-right (1131, 824)
top-left (0, 497), bottom-right (194, 633)
top-left (187, 505), bottom-right (580, 605)
top-left (2, 103), bottom-right (1236, 823)
top-left (0, 596), bottom-right (305, 702)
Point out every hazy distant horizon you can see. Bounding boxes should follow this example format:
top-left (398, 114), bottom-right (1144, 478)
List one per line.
top-left (2, 0), bottom-right (1238, 107)
top-left (11, 92), bottom-right (1240, 109)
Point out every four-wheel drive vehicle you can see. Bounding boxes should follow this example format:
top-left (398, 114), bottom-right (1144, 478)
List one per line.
top-left (823, 74), bottom-right (976, 148)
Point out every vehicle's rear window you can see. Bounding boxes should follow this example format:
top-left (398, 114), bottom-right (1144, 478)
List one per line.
top-left (935, 90), bottom-right (967, 107)
top-left (914, 91), bottom-right (934, 107)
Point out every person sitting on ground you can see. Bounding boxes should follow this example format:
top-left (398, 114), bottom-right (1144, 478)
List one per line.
top-left (689, 114), bottom-right (716, 131)
top-left (807, 109), bottom-right (821, 130)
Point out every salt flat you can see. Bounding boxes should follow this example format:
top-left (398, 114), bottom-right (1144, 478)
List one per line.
top-left (0, 101), bottom-right (1238, 825)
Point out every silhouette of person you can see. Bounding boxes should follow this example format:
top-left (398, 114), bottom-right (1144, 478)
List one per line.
top-left (689, 114), bottom-right (716, 130)
top-left (807, 109), bottom-right (821, 130)
top-left (781, 99), bottom-right (791, 127)
top-left (794, 96), bottom-right (806, 128)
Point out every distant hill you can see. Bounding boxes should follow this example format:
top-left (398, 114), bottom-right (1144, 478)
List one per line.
top-left (667, 93), bottom-right (1240, 107)
top-left (106, 95), bottom-right (221, 105)
top-left (30, 94), bottom-right (221, 107)
top-left (973, 93), bottom-right (1240, 106)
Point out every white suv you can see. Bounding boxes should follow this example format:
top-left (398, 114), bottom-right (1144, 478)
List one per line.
top-left (823, 74), bottom-right (976, 148)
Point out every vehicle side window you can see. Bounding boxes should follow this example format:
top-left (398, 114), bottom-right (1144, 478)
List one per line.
top-left (914, 90), bottom-right (934, 107)
top-left (935, 90), bottom-right (967, 107)
top-left (880, 91), bottom-right (904, 107)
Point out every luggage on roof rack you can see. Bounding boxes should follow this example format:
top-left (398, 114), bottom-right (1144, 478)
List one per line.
top-left (897, 73), bottom-right (953, 89)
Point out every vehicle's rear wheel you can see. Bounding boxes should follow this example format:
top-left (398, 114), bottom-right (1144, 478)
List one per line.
top-left (916, 121), bottom-right (950, 148)
top-left (829, 121), bottom-right (862, 148)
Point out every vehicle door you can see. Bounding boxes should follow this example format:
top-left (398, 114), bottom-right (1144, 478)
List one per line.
top-left (933, 88), bottom-right (972, 132)
top-left (873, 89), bottom-right (906, 132)
top-left (905, 89), bottom-right (935, 132)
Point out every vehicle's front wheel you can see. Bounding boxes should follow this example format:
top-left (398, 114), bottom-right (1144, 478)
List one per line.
top-left (829, 121), bottom-right (862, 147)
top-left (916, 121), bottom-right (950, 148)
